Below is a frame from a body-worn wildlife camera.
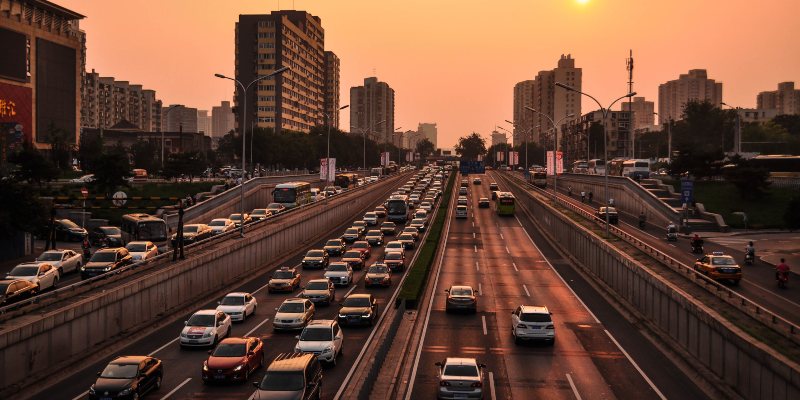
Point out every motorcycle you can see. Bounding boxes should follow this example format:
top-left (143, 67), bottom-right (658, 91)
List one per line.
top-left (744, 250), bottom-right (755, 265)
top-left (666, 227), bottom-right (678, 242)
top-left (777, 270), bottom-right (789, 288)
top-left (691, 240), bottom-right (704, 254)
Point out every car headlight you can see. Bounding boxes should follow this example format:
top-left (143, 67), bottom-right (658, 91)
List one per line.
top-left (323, 345), bottom-right (333, 353)
top-left (338, 314), bottom-right (347, 318)
top-left (202, 363), bottom-right (209, 371)
top-left (295, 318), bottom-right (303, 323)
top-left (118, 388), bottom-right (132, 396)
top-left (233, 365), bottom-right (243, 372)
top-left (203, 332), bottom-right (212, 338)
top-left (102, 267), bottom-right (111, 272)
top-left (80, 266), bottom-right (86, 271)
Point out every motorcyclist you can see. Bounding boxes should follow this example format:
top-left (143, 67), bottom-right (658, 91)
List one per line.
top-left (691, 234), bottom-right (703, 251)
top-left (776, 258), bottom-right (790, 285)
top-left (81, 237), bottom-right (91, 260)
top-left (639, 211), bottom-right (646, 227)
top-left (568, 186), bottom-right (572, 197)
top-left (580, 191), bottom-right (586, 202)
top-left (745, 241), bottom-right (755, 258)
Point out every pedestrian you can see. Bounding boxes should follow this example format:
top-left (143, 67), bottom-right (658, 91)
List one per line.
top-left (580, 191), bottom-right (586, 203)
top-left (609, 197), bottom-right (614, 207)
top-left (588, 191), bottom-right (593, 203)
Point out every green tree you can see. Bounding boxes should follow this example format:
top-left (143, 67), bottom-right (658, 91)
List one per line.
top-left (44, 123), bottom-right (74, 171)
top-left (669, 100), bottom-right (734, 177)
top-left (89, 145), bottom-right (132, 193)
top-left (455, 132), bottom-right (487, 161)
top-left (78, 131), bottom-right (104, 172)
top-left (9, 142), bottom-right (58, 184)
top-left (485, 143), bottom-right (511, 165)
top-left (722, 155), bottom-right (771, 199)
top-left (772, 114), bottom-right (800, 137)
top-left (163, 152), bottom-right (207, 181)
top-left (514, 141), bottom-right (545, 167)
top-left (415, 138), bottom-right (435, 159)
top-left (130, 140), bottom-right (160, 173)
top-left (784, 196), bottom-right (800, 231)
top-left (0, 180), bottom-right (49, 237)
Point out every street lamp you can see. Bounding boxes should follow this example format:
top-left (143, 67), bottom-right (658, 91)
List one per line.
top-left (320, 105), bottom-right (349, 184)
top-left (555, 82), bottom-right (636, 238)
top-left (524, 107), bottom-right (574, 201)
top-left (721, 102), bottom-right (741, 154)
top-left (214, 66), bottom-right (290, 237)
top-left (505, 119), bottom-right (535, 171)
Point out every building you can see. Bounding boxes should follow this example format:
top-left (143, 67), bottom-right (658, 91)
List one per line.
top-left (81, 69), bottom-right (162, 132)
top-left (658, 69), bottom-right (723, 124)
top-left (0, 0), bottom-right (85, 155)
top-left (757, 82), bottom-right (800, 116)
top-left (621, 96), bottom-right (656, 131)
top-left (350, 77), bottom-right (395, 143)
top-left (417, 122), bottom-right (437, 150)
top-left (236, 10), bottom-right (332, 133)
top-left (403, 129), bottom-right (420, 150)
top-left (561, 110), bottom-right (632, 167)
top-left (162, 104), bottom-right (198, 133)
top-left (211, 100), bottom-right (235, 137)
top-left (323, 51), bottom-right (341, 128)
top-left (82, 122), bottom-right (211, 155)
top-left (491, 130), bottom-right (507, 147)
top-left (512, 80), bottom-right (534, 146)
top-left (196, 109), bottom-right (210, 134)
top-left (736, 108), bottom-right (780, 124)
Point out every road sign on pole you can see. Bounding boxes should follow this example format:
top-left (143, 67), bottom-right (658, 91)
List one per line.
top-left (112, 191), bottom-right (128, 207)
top-left (80, 187), bottom-right (88, 199)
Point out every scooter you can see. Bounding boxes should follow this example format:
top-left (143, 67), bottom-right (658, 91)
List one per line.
top-left (691, 241), bottom-right (704, 254)
top-left (744, 250), bottom-right (755, 265)
top-left (777, 270), bottom-right (789, 288)
top-left (666, 227), bottom-right (678, 242)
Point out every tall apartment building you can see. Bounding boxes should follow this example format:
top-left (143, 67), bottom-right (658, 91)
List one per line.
top-left (196, 109), bottom-right (210, 134)
top-left (236, 10), bottom-right (332, 133)
top-left (0, 0), bottom-right (85, 152)
top-left (162, 104), bottom-right (198, 133)
top-left (658, 69), bottom-right (723, 124)
top-left (403, 129), bottom-right (420, 150)
top-left (621, 96), bottom-right (656, 131)
top-left (350, 77), bottom-right (395, 143)
top-left (491, 130), bottom-right (507, 147)
top-left (512, 80), bottom-right (534, 146)
top-left (211, 100), bottom-right (235, 137)
top-left (757, 82), bottom-right (800, 116)
top-left (561, 110), bottom-right (631, 167)
top-left (417, 122), bottom-right (437, 150)
top-left (81, 69), bottom-right (162, 132)
top-left (323, 51), bottom-right (341, 128)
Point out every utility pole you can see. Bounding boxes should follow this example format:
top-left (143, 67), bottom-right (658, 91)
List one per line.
top-left (626, 49), bottom-right (635, 159)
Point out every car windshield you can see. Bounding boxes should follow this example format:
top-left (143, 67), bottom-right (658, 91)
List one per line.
top-left (212, 343), bottom-right (246, 357)
top-left (403, 228), bottom-right (417, 233)
top-left (712, 257), bottom-right (737, 266)
top-left (36, 252), bottom-right (62, 261)
top-left (520, 313), bottom-right (552, 322)
top-left (326, 240), bottom-right (342, 246)
top-left (184, 225), bottom-right (200, 233)
top-left (385, 253), bottom-right (402, 260)
top-left (412, 219), bottom-right (425, 225)
top-left (187, 314), bottom-right (215, 327)
top-left (352, 242), bottom-right (368, 248)
top-left (229, 214), bottom-right (243, 221)
top-left (365, 213), bottom-right (376, 218)
top-left (381, 222), bottom-right (395, 228)
top-left (251, 209), bottom-right (267, 215)
top-left (369, 265), bottom-right (388, 273)
top-left (278, 303), bottom-right (304, 313)
top-left (8, 265), bottom-right (38, 276)
top-left (367, 230), bottom-right (381, 236)
top-left (306, 281), bottom-right (329, 290)
top-left (444, 365), bottom-right (478, 377)
top-left (450, 288), bottom-right (473, 296)
top-left (399, 234), bottom-right (413, 241)
top-left (100, 363), bottom-right (139, 379)
top-left (126, 243), bottom-right (147, 252)
top-left (267, 203), bottom-right (284, 210)
top-left (273, 188), bottom-right (297, 203)
top-left (343, 251), bottom-right (361, 258)
top-left (273, 271), bottom-right (294, 279)
top-left (220, 296), bottom-right (245, 305)
top-left (209, 220), bottom-right (227, 226)
top-left (328, 264), bottom-right (347, 271)
top-left (343, 297), bottom-right (371, 307)
top-left (90, 252), bottom-right (117, 262)
top-left (345, 229), bottom-right (359, 235)
top-left (100, 227), bottom-right (121, 235)
top-left (307, 250), bottom-right (324, 257)
top-left (258, 371), bottom-right (304, 391)
top-left (300, 327), bottom-right (332, 341)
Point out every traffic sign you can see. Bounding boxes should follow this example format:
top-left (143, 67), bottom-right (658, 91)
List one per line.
top-left (80, 187), bottom-right (88, 199)
top-left (680, 178), bottom-right (694, 204)
top-left (112, 191), bottom-right (128, 206)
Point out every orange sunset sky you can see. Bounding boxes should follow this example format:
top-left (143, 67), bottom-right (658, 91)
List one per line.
top-left (58, 0), bottom-right (800, 148)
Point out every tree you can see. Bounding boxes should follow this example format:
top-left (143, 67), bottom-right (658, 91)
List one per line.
top-left (415, 138), bottom-right (435, 159)
top-left (0, 180), bottom-right (49, 237)
top-left (668, 100), bottom-right (734, 177)
top-left (163, 152), bottom-right (207, 181)
top-left (722, 155), bottom-right (771, 199)
top-left (78, 131), bottom-right (104, 172)
top-left (485, 143), bottom-right (511, 165)
top-left (43, 123), bottom-right (74, 171)
top-left (784, 196), bottom-right (800, 231)
top-left (772, 114), bottom-right (800, 137)
top-left (89, 145), bottom-right (132, 193)
top-left (8, 142), bottom-right (58, 184)
top-left (455, 133), bottom-right (487, 161)
top-left (130, 140), bottom-right (160, 173)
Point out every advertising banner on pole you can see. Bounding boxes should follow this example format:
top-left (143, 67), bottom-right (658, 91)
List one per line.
top-left (496, 151), bottom-right (504, 162)
top-left (509, 151), bottom-right (519, 166)
top-left (546, 151), bottom-right (564, 175)
top-left (381, 152), bottom-right (390, 166)
top-left (320, 158), bottom-right (336, 181)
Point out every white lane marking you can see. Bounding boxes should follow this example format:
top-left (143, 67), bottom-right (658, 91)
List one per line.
top-left (604, 330), bottom-right (666, 400)
top-left (512, 262), bottom-right (518, 272)
top-left (566, 373), bottom-right (582, 400)
top-left (473, 232), bottom-right (476, 239)
top-left (344, 284), bottom-right (357, 298)
top-left (489, 371), bottom-right (497, 400)
top-left (245, 317), bottom-right (271, 336)
top-left (71, 391), bottom-right (88, 400)
top-left (669, 244), bottom-right (676, 247)
top-left (482, 316), bottom-right (488, 335)
top-left (149, 337), bottom-right (179, 356)
top-left (160, 377), bottom-right (192, 400)
top-left (474, 245), bottom-right (478, 253)
top-left (505, 246), bottom-right (510, 254)
top-left (475, 261), bottom-right (480, 272)
top-left (472, 221), bottom-right (475, 228)
top-left (522, 284), bottom-right (531, 297)
top-left (478, 283), bottom-right (482, 295)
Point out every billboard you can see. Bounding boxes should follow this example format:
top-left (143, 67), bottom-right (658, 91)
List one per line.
top-left (546, 151), bottom-right (564, 175)
top-left (320, 158), bottom-right (336, 181)
top-left (36, 38), bottom-right (77, 144)
top-left (381, 151), bottom-right (391, 166)
top-left (0, 82), bottom-right (33, 157)
top-left (509, 151), bottom-right (519, 166)
top-left (0, 27), bottom-right (28, 82)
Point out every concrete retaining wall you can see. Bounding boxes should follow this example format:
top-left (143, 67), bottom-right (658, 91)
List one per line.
top-left (499, 174), bottom-right (800, 400)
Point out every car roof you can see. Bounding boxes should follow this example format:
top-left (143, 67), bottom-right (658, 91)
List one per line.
top-left (111, 355), bottom-right (149, 364)
top-left (307, 278), bottom-right (331, 283)
top-left (41, 249), bottom-right (66, 254)
top-left (218, 337), bottom-right (251, 345)
top-left (95, 248), bottom-right (121, 254)
top-left (282, 298), bottom-right (307, 304)
top-left (193, 309), bottom-right (218, 315)
top-left (306, 319), bottom-right (335, 328)
top-left (386, 241), bottom-right (402, 246)
top-left (520, 305), bottom-right (550, 314)
top-left (450, 285), bottom-right (474, 291)
top-left (347, 293), bottom-right (372, 299)
top-left (267, 353), bottom-right (316, 372)
top-left (127, 241), bottom-right (151, 245)
top-left (444, 357), bottom-right (478, 366)
top-left (223, 292), bottom-right (249, 297)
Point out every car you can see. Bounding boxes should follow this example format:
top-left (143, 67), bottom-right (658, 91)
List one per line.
top-left (374, 205), bottom-right (387, 218)
top-left (228, 213), bottom-right (252, 227)
top-left (595, 207), bottom-right (619, 224)
top-left (209, 218), bottom-right (236, 235)
top-left (491, 190), bottom-right (499, 200)
top-left (341, 228), bottom-right (362, 243)
top-left (383, 251), bottom-right (406, 272)
top-left (363, 212), bottom-right (379, 226)
top-left (273, 299), bottom-right (315, 331)
top-left (457, 196), bottom-right (468, 206)
top-left (89, 226), bottom-right (124, 247)
top-left (435, 357), bottom-right (486, 400)
top-left (445, 285), bottom-right (477, 313)
top-left (88, 356), bottom-right (163, 400)
top-left (385, 240), bottom-right (405, 255)
top-left (323, 185), bottom-right (337, 196)
top-left (294, 320), bottom-right (344, 365)
top-left (250, 208), bottom-right (272, 221)
top-left (268, 266), bottom-right (302, 293)
top-left (693, 252), bottom-right (742, 285)
top-left (365, 230), bottom-right (384, 246)
top-left (266, 203), bottom-right (286, 214)
top-left (414, 210), bottom-right (428, 220)
top-left (458, 187), bottom-right (468, 195)
top-left (338, 293), bottom-right (377, 326)
top-left (252, 353), bottom-right (322, 399)
top-left (402, 227), bottom-right (420, 241)
top-left (397, 233), bottom-right (416, 249)
top-left (478, 198), bottom-right (490, 208)
top-left (419, 201), bottom-right (433, 212)
top-left (216, 292), bottom-right (258, 322)
top-left (351, 241), bottom-right (372, 259)
top-left (324, 262), bottom-right (353, 286)
top-left (473, 177), bottom-right (482, 185)
top-left (172, 223), bottom-right (213, 245)
top-left (125, 241), bottom-right (158, 261)
top-left (81, 248), bottom-right (133, 280)
top-left (511, 305), bottom-right (555, 344)
top-left (410, 218), bottom-right (428, 232)
top-left (53, 219), bottom-right (88, 241)
top-left (5, 264), bottom-right (57, 294)
top-left (351, 220), bottom-right (368, 234)
top-left (0, 279), bottom-right (37, 305)
top-left (409, 194), bottom-right (421, 206)
top-left (365, 263), bottom-right (392, 287)
top-left (300, 278), bottom-right (336, 305)
top-left (323, 238), bottom-right (347, 256)
top-left (301, 249), bottom-right (329, 270)
top-left (341, 250), bottom-right (366, 270)
top-left (489, 182), bottom-right (499, 191)
top-left (70, 174), bottom-right (95, 184)
top-left (202, 337), bottom-right (264, 383)
top-left (35, 249), bottom-right (82, 274)
top-left (180, 309), bottom-right (232, 347)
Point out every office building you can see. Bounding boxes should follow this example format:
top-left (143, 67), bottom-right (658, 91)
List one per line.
top-left (757, 82), bottom-right (800, 116)
top-left (350, 76), bottom-right (395, 143)
top-left (491, 130), bottom-right (507, 147)
top-left (658, 69), bottom-right (723, 124)
top-left (323, 51), bottom-right (341, 128)
top-left (211, 100), bottom-right (235, 137)
top-left (197, 109), bottom-right (210, 134)
top-left (561, 110), bottom-right (631, 167)
top-left (0, 0), bottom-right (85, 154)
top-left (417, 122), bottom-right (437, 150)
top-left (512, 80), bottom-right (534, 146)
top-left (81, 69), bottom-right (162, 132)
top-left (162, 104), bottom-right (198, 133)
top-left (621, 96), bottom-right (656, 131)
top-left (736, 108), bottom-right (780, 124)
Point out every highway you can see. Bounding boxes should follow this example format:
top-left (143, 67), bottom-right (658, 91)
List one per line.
top-left (407, 172), bottom-right (707, 400)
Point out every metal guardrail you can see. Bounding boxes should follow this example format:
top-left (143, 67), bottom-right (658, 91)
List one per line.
top-left (502, 172), bottom-right (800, 344)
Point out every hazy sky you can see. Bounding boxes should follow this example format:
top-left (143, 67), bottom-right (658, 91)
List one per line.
top-left (59, 0), bottom-right (799, 148)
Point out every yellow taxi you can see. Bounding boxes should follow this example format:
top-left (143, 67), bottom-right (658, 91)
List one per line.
top-left (693, 252), bottom-right (742, 285)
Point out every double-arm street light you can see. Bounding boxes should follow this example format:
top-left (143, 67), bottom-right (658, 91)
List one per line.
top-left (351, 119), bottom-right (386, 172)
top-left (720, 102), bottom-right (741, 154)
top-left (320, 105), bottom-right (349, 184)
top-left (214, 66), bottom-right (290, 237)
top-left (524, 107), bottom-right (575, 201)
top-left (554, 82), bottom-right (636, 238)
top-left (504, 119), bottom-right (535, 170)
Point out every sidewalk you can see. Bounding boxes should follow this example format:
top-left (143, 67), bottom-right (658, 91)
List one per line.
top-left (692, 230), bottom-right (800, 268)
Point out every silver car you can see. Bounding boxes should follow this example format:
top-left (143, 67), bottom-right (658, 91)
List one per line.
top-left (436, 357), bottom-right (486, 399)
top-left (35, 249), bottom-right (82, 274)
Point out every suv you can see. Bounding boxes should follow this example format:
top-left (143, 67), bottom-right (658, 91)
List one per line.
top-left (81, 248), bottom-right (133, 280)
top-left (324, 262), bottom-right (353, 287)
top-left (253, 353), bottom-right (322, 399)
top-left (445, 285), bottom-right (477, 313)
top-left (511, 305), bottom-right (555, 344)
top-left (294, 320), bottom-right (344, 365)
top-left (337, 293), bottom-right (378, 326)
top-left (268, 267), bottom-right (302, 293)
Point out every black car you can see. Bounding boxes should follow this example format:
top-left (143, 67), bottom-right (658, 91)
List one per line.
top-left (323, 238), bottom-right (347, 256)
top-left (89, 356), bottom-right (163, 400)
top-left (54, 219), bottom-right (88, 242)
top-left (90, 226), bottom-right (124, 247)
top-left (478, 198), bottom-right (491, 208)
top-left (81, 248), bottom-right (133, 280)
top-left (0, 279), bottom-right (37, 305)
top-left (301, 249), bottom-right (329, 269)
top-left (171, 223), bottom-right (213, 246)
top-left (338, 293), bottom-right (377, 326)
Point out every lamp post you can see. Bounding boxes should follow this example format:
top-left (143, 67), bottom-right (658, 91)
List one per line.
top-left (320, 105), bottom-right (349, 184)
top-left (555, 82), bottom-right (636, 238)
top-left (504, 119), bottom-right (533, 171)
top-left (721, 102), bottom-right (741, 154)
top-left (213, 66), bottom-right (290, 237)
top-left (350, 119), bottom-right (385, 172)
top-left (161, 105), bottom-right (180, 170)
top-left (524, 107), bottom-right (574, 200)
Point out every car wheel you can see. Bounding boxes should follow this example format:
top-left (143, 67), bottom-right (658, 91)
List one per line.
top-left (58, 267), bottom-right (64, 275)
top-left (52, 277), bottom-right (59, 288)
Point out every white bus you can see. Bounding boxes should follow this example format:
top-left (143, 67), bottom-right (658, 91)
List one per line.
top-left (386, 195), bottom-right (410, 224)
top-left (571, 160), bottom-right (588, 174)
top-left (272, 182), bottom-right (313, 209)
top-left (621, 159), bottom-right (650, 179)
top-left (587, 159), bottom-right (606, 175)
top-left (121, 213), bottom-right (169, 252)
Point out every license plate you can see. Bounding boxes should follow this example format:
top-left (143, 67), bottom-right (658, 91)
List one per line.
top-left (215, 375), bottom-right (225, 379)
top-left (101, 397), bottom-right (112, 400)
top-left (454, 395), bottom-right (468, 399)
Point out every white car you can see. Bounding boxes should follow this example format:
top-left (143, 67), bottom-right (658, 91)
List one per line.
top-left (324, 262), bottom-right (353, 287)
top-left (384, 241), bottom-right (405, 256)
top-left (363, 212), bottom-right (379, 226)
top-left (419, 202), bottom-right (433, 212)
top-left (125, 241), bottom-right (158, 261)
top-left (216, 292), bottom-right (258, 322)
top-left (6, 262), bottom-right (60, 291)
top-left (294, 320), bottom-right (344, 365)
top-left (208, 218), bottom-right (236, 235)
top-left (35, 249), bottom-right (82, 274)
top-left (180, 309), bottom-right (232, 347)
top-left (273, 298), bottom-right (315, 331)
top-left (511, 305), bottom-right (555, 344)
top-left (457, 196), bottom-right (468, 206)
top-left (436, 357), bottom-right (486, 400)
top-left (456, 205), bottom-right (468, 219)
top-left (69, 174), bottom-right (95, 183)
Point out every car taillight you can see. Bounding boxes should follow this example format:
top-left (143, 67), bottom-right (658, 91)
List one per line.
top-left (516, 324), bottom-right (527, 329)
top-left (546, 325), bottom-right (554, 329)
top-left (439, 381), bottom-right (451, 387)
top-left (471, 382), bottom-right (483, 388)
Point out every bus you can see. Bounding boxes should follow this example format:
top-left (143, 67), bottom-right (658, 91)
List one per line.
top-left (587, 159), bottom-right (606, 175)
top-left (370, 167), bottom-right (383, 179)
top-left (495, 192), bottom-right (516, 216)
top-left (272, 182), bottom-right (313, 209)
top-left (572, 160), bottom-right (588, 174)
top-left (334, 173), bottom-right (358, 189)
top-left (622, 159), bottom-right (650, 179)
top-left (532, 171), bottom-right (547, 188)
top-left (386, 195), bottom-right (411, 223)
top-left (748, 155), bottom-right (800, 177)
top-left (606, 158), bottom-right (627, 177)
top-left (121, 213), bottom-right (169, 252)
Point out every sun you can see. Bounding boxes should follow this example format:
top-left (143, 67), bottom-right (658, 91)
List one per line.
top-left (576, 0), bottom-right (590, 4)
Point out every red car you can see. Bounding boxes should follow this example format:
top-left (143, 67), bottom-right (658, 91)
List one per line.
top-left (202, 337), bottom-right (264, 383)
top-left (350, 241), bottom-right (372, 259)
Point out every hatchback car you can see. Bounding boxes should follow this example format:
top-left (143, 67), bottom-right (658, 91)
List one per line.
top-left (89, 356), bottom-right (163, 400)
top-left (338, 293), bottom-right (378, 326)
top-left (301, 249), bottom-right (329, 269)
top-left (301, 278), bottom-right (336, 305)
top-left (341, 250), bottom-right (366, 270)
top-left (435, 357), bottom-right (486, 400)
top-left (478, 198), bottom-right (490, 208)
top-left (324, 262), bottom-right (353, 287)
top-left (273, 299), bottom-right (315, 331)
top-left (511, 305), bottom-right (555, 344)
top-left (380, 221), bottom-right (397, 236)
top-left (81, 248), bottom-right (133, 280)
top-left (0, 279), bottom-right (37, 305)
top-left (202, 337), bottom-right (264, 384)
top-left (126, 241), bottom-right (158, 261)
top-left (35, 249), bottom-right (82, 274)
top-left (445, 285), bottom-right (477, 313)
top-left (209, 218), bottom-right (236, 235)
top-left (365, 230), bottom-right (384, 246)
top-left (383, 251), bottom-right (406, 272)
top-left (365, 263), bottom-right (392, 287)
top-left (216, 292), bottom-right (258, 322)
top-left (268, 267), bottom-right (302, 293)
top-left (324, 238), bottom-right (347, 256)
top-left (7, 262), bottom-right (59, 291)
top-left (351, 241), bottom-right (372, 259)
top-left (294, 320), bottom-right (344, 365)
top-left (180, 310), bottom-right (232, 347)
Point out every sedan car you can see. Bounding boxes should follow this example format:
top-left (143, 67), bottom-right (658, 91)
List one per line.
top-left (365, 263), bottom-right (392, 287)
top-left (228, 213), bottom-right (252, 227)
top-left (89, 226), bottom-right (124, 247)
top-left (324, 262), bottom-right (353, 287)
top-left (180, 310), bottom-right (232, 347)
top-left (0, 279), bottom-right (38, 305)
top-left (268, 266), bottom-right (302, 293)
top-left (473, 177), bottom-right (482, 185)
top-left (126, 241), bottom-right (158, 262)
top-left (301, 249), bottom-right (329, 270)
top-left (294, 320), bottom-right (344, 365)
top-left (401, 227), bottom-right (420, 241)
top-left (324, 238), bottom-right (347, 256)
top-left (351, 220), bottom-right (368, 234)
top-left (363, 212), bottom-right (379, 226)
top-left (693, 252), bottom-right (742, 285)
top-left (249, 208), bottom-right (272, 221)
top-left (172, 223), bottom-right (213, 245)
top-left (273, 298), bottom-right (315, 331)
top-left (35, 249), bottom-right (82, 274)
top-left (435, 358), bottom-right (486, 399)
top-left (351, 241), bottom-right (372, 259)
top-left (478, 198), bottom-right (490, 208)
top-left (53, 219), bottom-right (87, 241)
top-left (202, 337), bottom-right (264, 383)
top-left (341, 228), bottom-right (362, 243)
top-left (365, 230), bottom-right (384, 246)
top-left (80, 248), bottom-right (133, 280)
top-left (511, 305), bottom-right (555, 344)
top-left (7, 262), bottom-right (60, 291)
top-left (209, 218), bottom-right (236, 235)
top-left (445, 285), bottom-right (477, 313)
top-left (420, 202), bottom-right (433, 212)
top-left (410, 218), bottom-right (428, 232)
top-left (456, 205), bottom-right (469, 219)
top-left (216, 292), bottom-right (258, 322)
top-left (337, 293), bottom-right (378, 326)
top-left (595, 207), bottom-right (619, 224)
top-left (397, 233), bottom-right (416, 249)
top-left (341, 250), bottom-right (366, 270)
top-left (380, 221), bottom-right (397, 236)
top-left (383, 251), bottom-right (406, 272)
top-left (301, 278), bottom-right (336, 305)
top-left (457, 196), bottom-right (468, 206)
top-left (266, 203), bottom-right (286, 214)
top-left (374, 205), bottom-right (387, 218)
top-left (88, 356), bottom-right (163, 400)
top-left (489, 183), bottom-right (499, 191)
